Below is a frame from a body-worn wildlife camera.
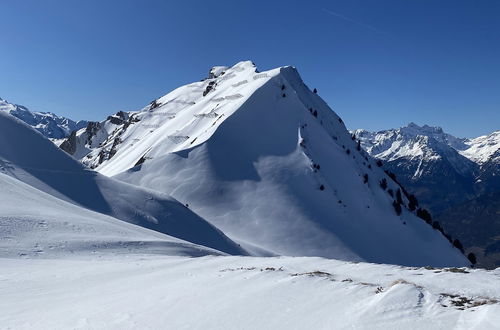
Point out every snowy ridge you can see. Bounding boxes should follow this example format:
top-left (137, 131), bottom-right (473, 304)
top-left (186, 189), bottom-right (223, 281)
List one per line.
top-left (0, 111), bottom-right (245, 255)
top-left (459, 130), bottom-right (500, 164)
top-left (58, 61), bottom-right (469, 266)
top-left (0, 97), bottom-right (87, 141)
top-left (354, 123), bottom-right (500, 167)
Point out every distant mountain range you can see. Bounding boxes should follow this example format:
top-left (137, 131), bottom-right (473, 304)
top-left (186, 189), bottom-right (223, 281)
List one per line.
top-left (353, 123), bottom-right (500, 268)
top-left (0, 97), bottom-right (87, 141)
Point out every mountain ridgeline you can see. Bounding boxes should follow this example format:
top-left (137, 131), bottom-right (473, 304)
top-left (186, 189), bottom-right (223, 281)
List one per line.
top-left (353, 124), bottom-right (500, 268)
top-left (55, 61), bottom-right (468, 267)
top-left (0, 97), bottom-right (87, 141)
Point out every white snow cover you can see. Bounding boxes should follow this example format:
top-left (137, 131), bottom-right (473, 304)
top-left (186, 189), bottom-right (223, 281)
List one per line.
top-left (0, 172), bottom-right (223, 258)
top-left (354, 123), bottom-right (500, 166)
top-left (1, 62), bottom-right (497, 329)
top-left (65, 60), bottom-right (468, 267)
top-left (0, 111), bottom-right (244, 255)
top-left (459, 131), bottom-right (500, 164)
top-left (0, 97), bottom-right (86, 140)
top-left (1, 255), bottom-right (499, 329)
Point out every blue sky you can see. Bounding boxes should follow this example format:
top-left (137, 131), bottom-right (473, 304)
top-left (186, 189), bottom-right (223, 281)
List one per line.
top-left (1, 0), bottom-right (499, 137)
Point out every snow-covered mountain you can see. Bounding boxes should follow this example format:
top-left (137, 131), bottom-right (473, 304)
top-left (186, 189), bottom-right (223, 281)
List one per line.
top-left (353, 123), bottom-right (500, 268)
top-left (4, 63), bottom-right (500, 329)
top-left (0, 97), bottom-right (87, 141)
top-left (353, 123), bottom-right (500, 205)
top-left (0, 111), bottom-right (244, 256)
top-left (354, 123), bottom-right (500, 168)
top-left (60, 61), bottom-right (468, 267)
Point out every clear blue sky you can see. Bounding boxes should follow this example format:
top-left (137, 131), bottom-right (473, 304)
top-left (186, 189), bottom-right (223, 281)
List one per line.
top-left (1, 0), bottom-right (499, 137)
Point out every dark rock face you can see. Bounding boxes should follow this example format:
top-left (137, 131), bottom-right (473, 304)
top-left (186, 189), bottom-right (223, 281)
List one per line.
top-left (59, 130), bottom-right (78, 155)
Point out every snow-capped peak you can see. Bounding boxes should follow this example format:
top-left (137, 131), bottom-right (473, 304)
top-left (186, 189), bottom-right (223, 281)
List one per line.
top-left (354, 123), bottom-right (500, 166)
top-left (59, 61), bottom-right (468, 267)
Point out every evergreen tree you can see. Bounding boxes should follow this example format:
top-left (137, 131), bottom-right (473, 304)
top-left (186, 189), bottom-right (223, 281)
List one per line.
top-left (392, 200), bottom-right (402, 216)
top-left (453, 239), bottom-right (465, 253)
top-left (396, 189), bottom-right (403, 205)
top-left (417, 208), bottom-right (432, 224)
top-left (379, 178), bottom-right (387, 190)
top-left (408, 194), bottom-right (418, 211)
top-left (467, 252), bottom-right (477, 265)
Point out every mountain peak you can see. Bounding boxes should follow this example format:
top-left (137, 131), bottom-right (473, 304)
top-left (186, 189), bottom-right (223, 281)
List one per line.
top-left (57, 61), bottom-right (468, 267)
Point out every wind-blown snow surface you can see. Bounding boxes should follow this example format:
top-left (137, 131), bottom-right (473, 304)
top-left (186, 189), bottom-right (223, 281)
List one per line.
top-left (0, 172), bottom-right (223, 258)
top-left (1, 255), bottom-right (499, 330)
top-left (0, 111), bottom-right (244, 255)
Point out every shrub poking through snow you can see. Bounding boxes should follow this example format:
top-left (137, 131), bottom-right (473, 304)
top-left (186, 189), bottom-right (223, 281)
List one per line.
top-left (313, 88), bottom-right (318, 94)
top-left (319, 185), bottom-right (325, 191)
top-left (363, 174), bottom-right (369, 184)
top-left (417, 208), bottom-right (432, 224)
top-left (396, 189), bottom-right (403, 205)
top-left (408, 194), bottom-right (418, 211)
top-left (467, 252), bottom-right (477, 265)
top-left (432, 221), bottom-right (442, 231)
top-left (453, 239), bottom-right (465, 253)
top-left (393, 201), bottom-right (402, 216)
top-left (376, 159), bottom-right (383, 167)
top-left (313, 110), bottom-right (318, 117)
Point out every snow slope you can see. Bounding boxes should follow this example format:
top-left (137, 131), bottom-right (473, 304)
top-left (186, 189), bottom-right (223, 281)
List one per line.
top-left (0, 97), bottom-right (87, 140)
top-left (61, 61), bottom-right (468, 266)
top-left (0, 111), bottom-right (244, 255)
top-left (1, 255), bottom-right (499, 330)
top-left (0, 172), bottom-right (223, 258)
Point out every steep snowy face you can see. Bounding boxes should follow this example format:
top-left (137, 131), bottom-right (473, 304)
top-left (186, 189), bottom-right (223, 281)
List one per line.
top-left (0, 111), bottom-right (245, 256)
top-left (0, 97), bottom-right (87, 140)
top-left (354, 124), bottom-right (499, 202)
top-left (459, 131), bottom-right (500, 164)
top-left (68, 60), bottom-right (469, 267)
top-left (355, 123), bottom-right (500, 168)
top-left (354, 124), bottom-right (477, 178)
